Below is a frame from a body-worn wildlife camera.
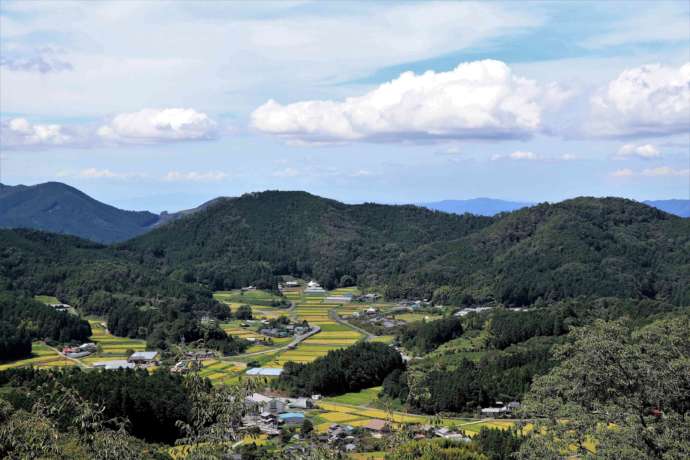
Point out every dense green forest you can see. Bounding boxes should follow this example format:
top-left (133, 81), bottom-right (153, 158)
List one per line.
top-left (0, 293), bottom-right (91, 360)
top-left (273, 342), bottom-right (404, 396)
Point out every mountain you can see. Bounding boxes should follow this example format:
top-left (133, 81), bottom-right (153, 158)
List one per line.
top-left (418, 198), bottom-right (533, 216)
top-left (644, 199), bottom-right (690, 218)
top-left (124, 192), bottom-right (690, 306)
top-left (392, 197), bottom-right (690, 305)
top-left (0, 182), bottom-right (159, 243)
top-left (123, 190), bottom-right (493, 290)
top-left (2, 189), bottom-right (689, 309)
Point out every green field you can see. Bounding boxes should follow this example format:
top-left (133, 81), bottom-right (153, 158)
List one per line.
top-left (34, 295), bottom-right (61, 304)
top-left (324, 386), bottom-right (382, 406)
top-left (214, 289), bottom-right (286, 307)
top-left (0, 342), bottom-right (77, 370)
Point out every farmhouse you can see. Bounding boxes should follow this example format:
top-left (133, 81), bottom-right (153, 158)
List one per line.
top-left (245, 367), bottom-right (284, 377)
top-left (278, 412), bottom-right (305, 425)
top-left (128, 351), bottom-right (159, 365)
top-left (93, 360), bottom-right (135, 370)
top-left (304, 280), bottom-right (327, 296)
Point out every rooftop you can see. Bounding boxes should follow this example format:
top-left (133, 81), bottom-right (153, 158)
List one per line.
top-left (246, 367), bottom-right (284, 376)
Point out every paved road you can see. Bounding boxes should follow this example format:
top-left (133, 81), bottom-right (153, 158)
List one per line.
top-left (231, 325), bottom-right (321, 358)
top-left (329, 309), bottom-right (376, 340)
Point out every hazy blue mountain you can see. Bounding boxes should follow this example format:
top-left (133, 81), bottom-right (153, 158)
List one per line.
top-left (0, 182), bottom-right (159, 243)
top-left (418, 198), bottom-right (533, 216)
top-left (644, 199), bottom-right (690, 218)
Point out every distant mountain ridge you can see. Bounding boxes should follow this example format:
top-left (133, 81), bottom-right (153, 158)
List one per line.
top-left (0, 182), bottom-right (687, 244)
top-left (0, 182), bottom-right (158, 243)
top-left (643, 199), bottom-right (690, 218)
top-left (418, 198), bottom-right (533, 216)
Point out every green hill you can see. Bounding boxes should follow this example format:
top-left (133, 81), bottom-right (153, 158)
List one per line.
top-left (392, 197), bottom-right (690, 305)
top-left (0, 182), bottom-right (158, 243)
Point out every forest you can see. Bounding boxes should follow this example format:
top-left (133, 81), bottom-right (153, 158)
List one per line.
top-left (0, 293), bottom-right (91, 360)
top-left (273, 342), bottom-right (404, 396)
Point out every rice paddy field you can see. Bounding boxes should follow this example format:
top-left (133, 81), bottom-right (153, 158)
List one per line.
top-left (197, 359), bottom-right (245, 385)
top-left (260, 292), bottom-right (365, 366)
top-left (0, 342), bottom-right (77, 370)
top-left (213, 289), bottom-right (285, 307)
top-left (77, 320), bottom-right (147, 365)
top-left (312, 400), bottom-right (514, 436)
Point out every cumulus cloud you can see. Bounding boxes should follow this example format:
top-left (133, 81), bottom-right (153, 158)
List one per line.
top-left (162, 170), bottom-right (227, 182)
top-left (615, 143), bottom-right (661, 160)
top-left (252, 60), bottom-right (568, 144)
top-left (98, 108), bottom-right (218, 144)
top-left (491, 151), bottom-right (540, 161)
top-left (590, 62), bottom-right (690, 137)
top-left (1, 117), bottom-right (75, 149)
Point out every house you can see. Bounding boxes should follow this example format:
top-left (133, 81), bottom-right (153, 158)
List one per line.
top-left (325, 294), bottom-right (353, 303)
top-left (289, 398), bottom-right (313, 409)
top-left (93, 360), bottom-right (135, 370)
top-left (305, 280), bottom-right (327, 296)
top-left (480, 407), bottom-right (508, 416)
top-left (278, 412), bottom-right (305, 425)
top-left (311, 394), bottom-right (322, 400)
top-left (128, 351), bottom-right (159, 365)
top-left (363, 419), bottom-right (389, 432)
top-left (285, 281), bottom-right (300, 288)
top-left (245, 367), bottom-right (283, 377)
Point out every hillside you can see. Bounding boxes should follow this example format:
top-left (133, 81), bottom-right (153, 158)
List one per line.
top-left (123, 190), bottom-right (493, 290)
top-left (0, 182), bottom-right (158, 243)
top-left (124, 192), bottom-right (689, 305)
top-left (391, 197), bottom-right (690, 305)
top-left (418, 198), bottom-right (533, 216)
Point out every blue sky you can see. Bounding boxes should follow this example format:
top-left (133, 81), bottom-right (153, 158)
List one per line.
top-left (1, 0), bottom-right (688, 212)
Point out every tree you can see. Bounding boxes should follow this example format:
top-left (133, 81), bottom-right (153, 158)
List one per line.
top-left (236, 304), bottom-right (253, 320)
top-left (301, 418), bottom-right (314, 436)
top-left (518, 316), bottom-right (690, 459)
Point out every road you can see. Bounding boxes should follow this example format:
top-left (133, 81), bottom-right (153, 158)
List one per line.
top-left (231, 325), bottom-right (321, 358)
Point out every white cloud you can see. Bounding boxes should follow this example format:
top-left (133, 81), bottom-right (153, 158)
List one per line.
top-left (560, 154), bottom-right (577, 161)
top-left (0, 117), bottom-right (75, 149)
top-left (641, 166), bottom-right (690, 177)
top-left (590, 62), bottom-right (690, 137)
top-left (56, 168), bottom-right (145, 180)
top-left (271, 167), bottom-right (301, 178)
top-left (610, 166), bottom-right (689, 178)
top-left (98, 108), bottom-right (217, 143)
top-left (611, 168), bottom-right (635, 177)
top-left (615, 143), bottom-right (661, 159)
top-left (492, 150), bottom-right (540, 161)
top-left (252, 60), bottom-right (567, 144)
top-left (162, 170), bottom-right (228, 182)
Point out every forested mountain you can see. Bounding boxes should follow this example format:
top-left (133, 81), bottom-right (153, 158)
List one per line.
top-left (123, 190), bottom-right (493, 290)
top-left (389, 197), bottom-right (690, 305)
top-left (1, 192), bottom-right (688, 318)
top-left (0, 182), bottom-right (158, 243)
top-left (418, 198), bottom-right (533, 216)
top-left (126, 192), bottom-right (690, 306)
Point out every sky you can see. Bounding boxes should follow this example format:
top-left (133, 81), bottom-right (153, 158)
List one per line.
top-left (0, 1), bottom-right (689, 212)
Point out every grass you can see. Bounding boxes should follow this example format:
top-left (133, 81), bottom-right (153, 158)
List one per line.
top-left (0, 342), bottom-right (77, 370)
top-left (324, 386), bottom-right (382, 406)
top-left (214, 290), bottom-right (285, 307)
top-left (34, 295), bottom-right (60, 304)
top-left (394, 312), bottom-right (443, 323)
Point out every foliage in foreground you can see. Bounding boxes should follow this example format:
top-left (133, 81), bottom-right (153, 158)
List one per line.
top-left (518, 315), bottom-right (690, 459)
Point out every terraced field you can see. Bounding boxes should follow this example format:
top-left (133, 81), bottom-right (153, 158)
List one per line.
top-left (198, 359), bottom-right (245, 385)
top-left (78, 320), bottom-right (147, 365)
top-left (0, 342), bottom-right (76, 370)
top-left (314, 400), bottom-right (515, 436)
